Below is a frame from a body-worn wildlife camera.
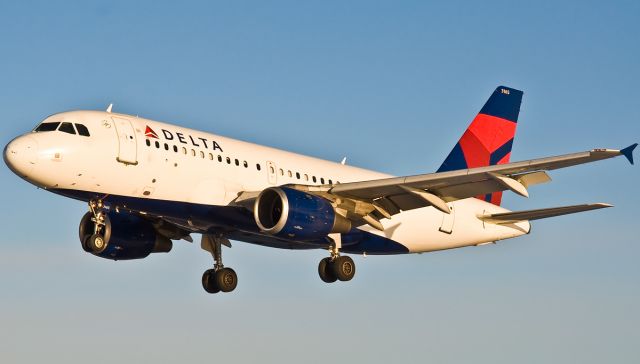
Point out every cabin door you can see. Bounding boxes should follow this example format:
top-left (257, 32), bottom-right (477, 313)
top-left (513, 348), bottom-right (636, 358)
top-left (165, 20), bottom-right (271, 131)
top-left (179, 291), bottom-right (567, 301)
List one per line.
top-left (112, 117), bottom-right (138, 165)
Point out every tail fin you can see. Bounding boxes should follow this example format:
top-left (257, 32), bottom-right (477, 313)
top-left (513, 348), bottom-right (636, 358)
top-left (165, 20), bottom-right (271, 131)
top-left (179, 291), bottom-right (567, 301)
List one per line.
top-left (437, 86), bottom-right (523, 206)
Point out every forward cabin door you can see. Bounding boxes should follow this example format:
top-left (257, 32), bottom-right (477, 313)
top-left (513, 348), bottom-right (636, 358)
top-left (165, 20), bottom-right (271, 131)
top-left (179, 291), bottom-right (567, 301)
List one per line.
top-left (112, 117), bottom-right (138, 165)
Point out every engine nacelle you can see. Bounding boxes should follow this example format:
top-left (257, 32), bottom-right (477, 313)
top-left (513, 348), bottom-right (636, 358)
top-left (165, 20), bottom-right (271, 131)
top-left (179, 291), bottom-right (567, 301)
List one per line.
top-left (254, 187), bottom-right (351, 240)
top-left (79, 210), bottom-right (172, 260)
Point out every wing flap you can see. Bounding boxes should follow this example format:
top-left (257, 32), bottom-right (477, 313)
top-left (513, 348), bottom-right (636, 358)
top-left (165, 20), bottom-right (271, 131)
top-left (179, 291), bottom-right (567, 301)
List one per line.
top-left (479, 203), bottom-right (613, 224)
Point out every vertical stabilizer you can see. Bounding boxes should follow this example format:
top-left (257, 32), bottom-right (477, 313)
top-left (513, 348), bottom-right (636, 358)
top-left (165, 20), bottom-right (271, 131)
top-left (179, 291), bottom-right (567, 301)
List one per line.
top-left (437, 86), bottom-right (523, 205)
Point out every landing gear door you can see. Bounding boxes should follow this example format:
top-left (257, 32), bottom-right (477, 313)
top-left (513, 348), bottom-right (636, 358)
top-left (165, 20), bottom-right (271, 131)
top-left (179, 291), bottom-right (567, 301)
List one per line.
top-left (439, 204), bottom-right (455, 234)
top-left (112, 117), bottom-right (138, 165)
top-left (266, 161), bottom-right (277, 185)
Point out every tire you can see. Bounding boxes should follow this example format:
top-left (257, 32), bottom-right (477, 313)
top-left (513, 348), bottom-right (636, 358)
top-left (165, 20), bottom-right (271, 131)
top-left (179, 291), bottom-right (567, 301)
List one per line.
top-left (202, 269), bottom-right (220, 294)
top-left (80, 235), bottom-right (92, 252)
top-left (332, 256), bottom-right (356, 281)
top-left (318, 257), bottom-right (337, 283)
top-left (215, 268), bottom-right (238, 293)
top-left (86, 234), bottom-right (107, 254)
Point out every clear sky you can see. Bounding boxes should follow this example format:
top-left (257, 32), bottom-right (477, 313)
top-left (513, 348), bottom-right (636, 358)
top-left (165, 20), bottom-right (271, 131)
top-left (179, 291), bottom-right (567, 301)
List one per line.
top-left (1, 1), bottom-right (639, 363)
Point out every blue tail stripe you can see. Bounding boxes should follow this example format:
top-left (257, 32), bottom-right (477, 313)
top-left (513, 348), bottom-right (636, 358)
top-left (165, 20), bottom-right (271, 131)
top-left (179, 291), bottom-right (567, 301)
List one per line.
top-left (437, 142), bottom-right (468, 172)
top-left (489, 138), bottom-right (514, 165)
top-left (479, 86), bottom-right (523, 122)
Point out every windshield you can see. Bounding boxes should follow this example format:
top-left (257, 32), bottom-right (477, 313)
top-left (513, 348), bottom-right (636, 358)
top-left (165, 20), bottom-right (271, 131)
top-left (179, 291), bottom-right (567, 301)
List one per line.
top-left (34, 122), bottom-right (60, 132)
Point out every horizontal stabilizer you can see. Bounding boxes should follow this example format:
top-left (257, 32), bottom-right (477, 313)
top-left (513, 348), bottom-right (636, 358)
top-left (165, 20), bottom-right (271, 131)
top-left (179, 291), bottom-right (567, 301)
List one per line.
top-left (479, 203), bottom-right (613, 224)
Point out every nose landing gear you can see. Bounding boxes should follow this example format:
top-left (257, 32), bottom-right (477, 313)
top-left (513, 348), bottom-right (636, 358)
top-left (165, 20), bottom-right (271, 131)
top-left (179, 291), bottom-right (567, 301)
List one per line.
top-left (81, 199), bottom-right (108, 254)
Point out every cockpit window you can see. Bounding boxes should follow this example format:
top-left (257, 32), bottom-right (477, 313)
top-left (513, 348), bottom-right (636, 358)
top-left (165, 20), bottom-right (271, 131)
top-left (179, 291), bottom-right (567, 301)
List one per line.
top-left (75, 123), bottom-right (90, 137)
top-left (34, 122), bottom-right (60, 132)
top-left (58, 122), bottom-right (76, 135)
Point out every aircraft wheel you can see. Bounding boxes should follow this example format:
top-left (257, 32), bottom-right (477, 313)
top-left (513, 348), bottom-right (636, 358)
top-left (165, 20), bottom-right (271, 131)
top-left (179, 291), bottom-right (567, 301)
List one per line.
top-left (86, 234), bottom-right (107, 254)
top-left (80, 235), bottom-right (92, 252)
top-left (318, 257), bottom-right (337, 283)
top-left (202, 269), bottom-right (220, 294)
top-left (332, 255), bottom-right (356, 281)
top-left (216, 268), bottom-right (238, 293)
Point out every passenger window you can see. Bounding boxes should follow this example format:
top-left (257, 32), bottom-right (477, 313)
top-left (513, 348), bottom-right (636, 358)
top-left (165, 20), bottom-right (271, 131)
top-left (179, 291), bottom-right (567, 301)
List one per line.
top-left (200, 151), bottom-right (205, 158)
top-left (235, 159), bottom-right (239, 166)
top-left (321, 178), bottom-right (325, 184)
top-left (58, 122), bottom-right (76, 135)
top-left (279, 168), bottom-right (284, 176)
top-left (218, 155), bottom-right (222, 162)
top-left (173, 145), bottom-right (178, 153)
top-left (182, 147), bottom-right (187, 154)
top-left (75, 124), bottom-right (90, 136)
top-left (155, 141), bottom-right (160, 148)
top-left (243, 161), bottom-right (248, 168)
top-left (312, 176), bottom-right (317, 183)
top-left (34, 122), bottom-right (60, 132)
top-left (226, 157), bottom-right (231, 164)
top-left (288, 170), bottom-right (292, 178)
top-left (304, 174), bottom-right (309, 181)
top-left (256, 163), bottom-right (261, 171)
top-left (209, 153), bottom-right (214, 160)
top-left (146, 139), bottom-right (151, 146)
top-left (328, 179), bottom-right (332, 185)
top-left (164, 143), bottom-right (169, 151)
top-left (295, 172), bottom-right (300, 179)
top-left (191, 149), bottom-right (196, 156)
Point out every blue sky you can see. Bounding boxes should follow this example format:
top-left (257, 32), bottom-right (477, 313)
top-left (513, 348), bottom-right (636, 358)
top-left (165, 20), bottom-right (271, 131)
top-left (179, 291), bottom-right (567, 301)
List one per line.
top-left (1, 1), bottom-right (639, 363)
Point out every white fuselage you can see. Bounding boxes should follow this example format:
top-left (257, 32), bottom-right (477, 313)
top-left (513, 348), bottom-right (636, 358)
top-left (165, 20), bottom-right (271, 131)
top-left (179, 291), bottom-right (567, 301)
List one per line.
top-left (5, 110), bottom-right (530, 254)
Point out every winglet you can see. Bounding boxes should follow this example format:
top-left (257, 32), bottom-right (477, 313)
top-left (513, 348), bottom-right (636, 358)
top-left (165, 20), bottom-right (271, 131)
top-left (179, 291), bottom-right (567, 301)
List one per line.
top-left (620, 143), bottom-right (637, 165)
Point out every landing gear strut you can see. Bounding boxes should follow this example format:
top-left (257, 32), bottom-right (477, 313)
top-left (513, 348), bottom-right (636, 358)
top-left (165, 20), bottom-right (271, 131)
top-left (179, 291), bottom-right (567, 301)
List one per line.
top-left (318, 235), bottom-right (356, 283)
top-left (82, 199), bottom-right (108, 254)
top-left (201, 234), bottom-right (238, 294)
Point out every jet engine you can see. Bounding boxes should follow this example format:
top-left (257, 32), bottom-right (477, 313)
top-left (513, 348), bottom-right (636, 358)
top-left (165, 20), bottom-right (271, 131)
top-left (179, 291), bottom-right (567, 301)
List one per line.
top-left (254, 186), bottom-right (351, 240)
top-left (79, 210), bottom-right (172, 260)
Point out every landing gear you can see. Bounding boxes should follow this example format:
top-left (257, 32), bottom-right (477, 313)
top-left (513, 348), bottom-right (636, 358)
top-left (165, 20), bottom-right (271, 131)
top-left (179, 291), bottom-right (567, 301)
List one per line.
top-left (318, 237), bottom-right (356, 283)
top-left (86, 233), bottom-right (107, 253)
top-left (201, 234), bottom-right (238, 294)
top-left (80, 199), bottom-right (108, 254)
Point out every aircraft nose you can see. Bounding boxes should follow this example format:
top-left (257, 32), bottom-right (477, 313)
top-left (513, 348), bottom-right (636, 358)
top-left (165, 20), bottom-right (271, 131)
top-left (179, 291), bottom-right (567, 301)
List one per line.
top-left (4, 135), bottom-right (38, 177)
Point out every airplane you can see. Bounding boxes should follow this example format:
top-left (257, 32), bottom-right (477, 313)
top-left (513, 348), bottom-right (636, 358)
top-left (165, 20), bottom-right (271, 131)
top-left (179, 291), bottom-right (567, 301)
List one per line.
top-left (3, 86), bottom-right (636, 294)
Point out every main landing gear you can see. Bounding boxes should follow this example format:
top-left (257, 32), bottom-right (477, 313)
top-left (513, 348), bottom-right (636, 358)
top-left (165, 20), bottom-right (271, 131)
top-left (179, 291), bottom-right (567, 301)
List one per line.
top-left (318, 239), bottom-right (356, 283)
top-left (81, 199), bottom-right (108, 254)
top-left (201, 234), bottom-right (238, 294)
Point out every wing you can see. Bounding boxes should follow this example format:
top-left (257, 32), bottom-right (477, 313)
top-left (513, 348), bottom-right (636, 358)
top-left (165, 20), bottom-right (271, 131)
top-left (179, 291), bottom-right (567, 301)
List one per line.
top-left (281, 144), bottom-right (635, 229)
top-left (329, 145), bottom-right (633, 201)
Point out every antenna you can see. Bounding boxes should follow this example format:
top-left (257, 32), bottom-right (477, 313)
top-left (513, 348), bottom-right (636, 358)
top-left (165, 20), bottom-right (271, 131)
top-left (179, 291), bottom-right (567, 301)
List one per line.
top-left (340, 157), bottom-right (347, 165)
top-left (106, 103), bottom-right (113, 113)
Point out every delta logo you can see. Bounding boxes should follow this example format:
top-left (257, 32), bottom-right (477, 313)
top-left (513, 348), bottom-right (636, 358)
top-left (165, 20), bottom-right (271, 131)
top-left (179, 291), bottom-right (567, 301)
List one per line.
top-left (144, 125), bottom-right (224, 152)
top-left (145, 126), bottom-right (159, 139)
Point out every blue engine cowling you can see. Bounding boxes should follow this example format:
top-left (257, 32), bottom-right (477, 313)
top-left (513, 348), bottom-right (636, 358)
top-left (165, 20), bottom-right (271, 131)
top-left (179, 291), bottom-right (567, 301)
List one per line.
top-left (79, 210), bottom-right (172, 260)
top-left (253, 187), bottom-right (351, 240)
